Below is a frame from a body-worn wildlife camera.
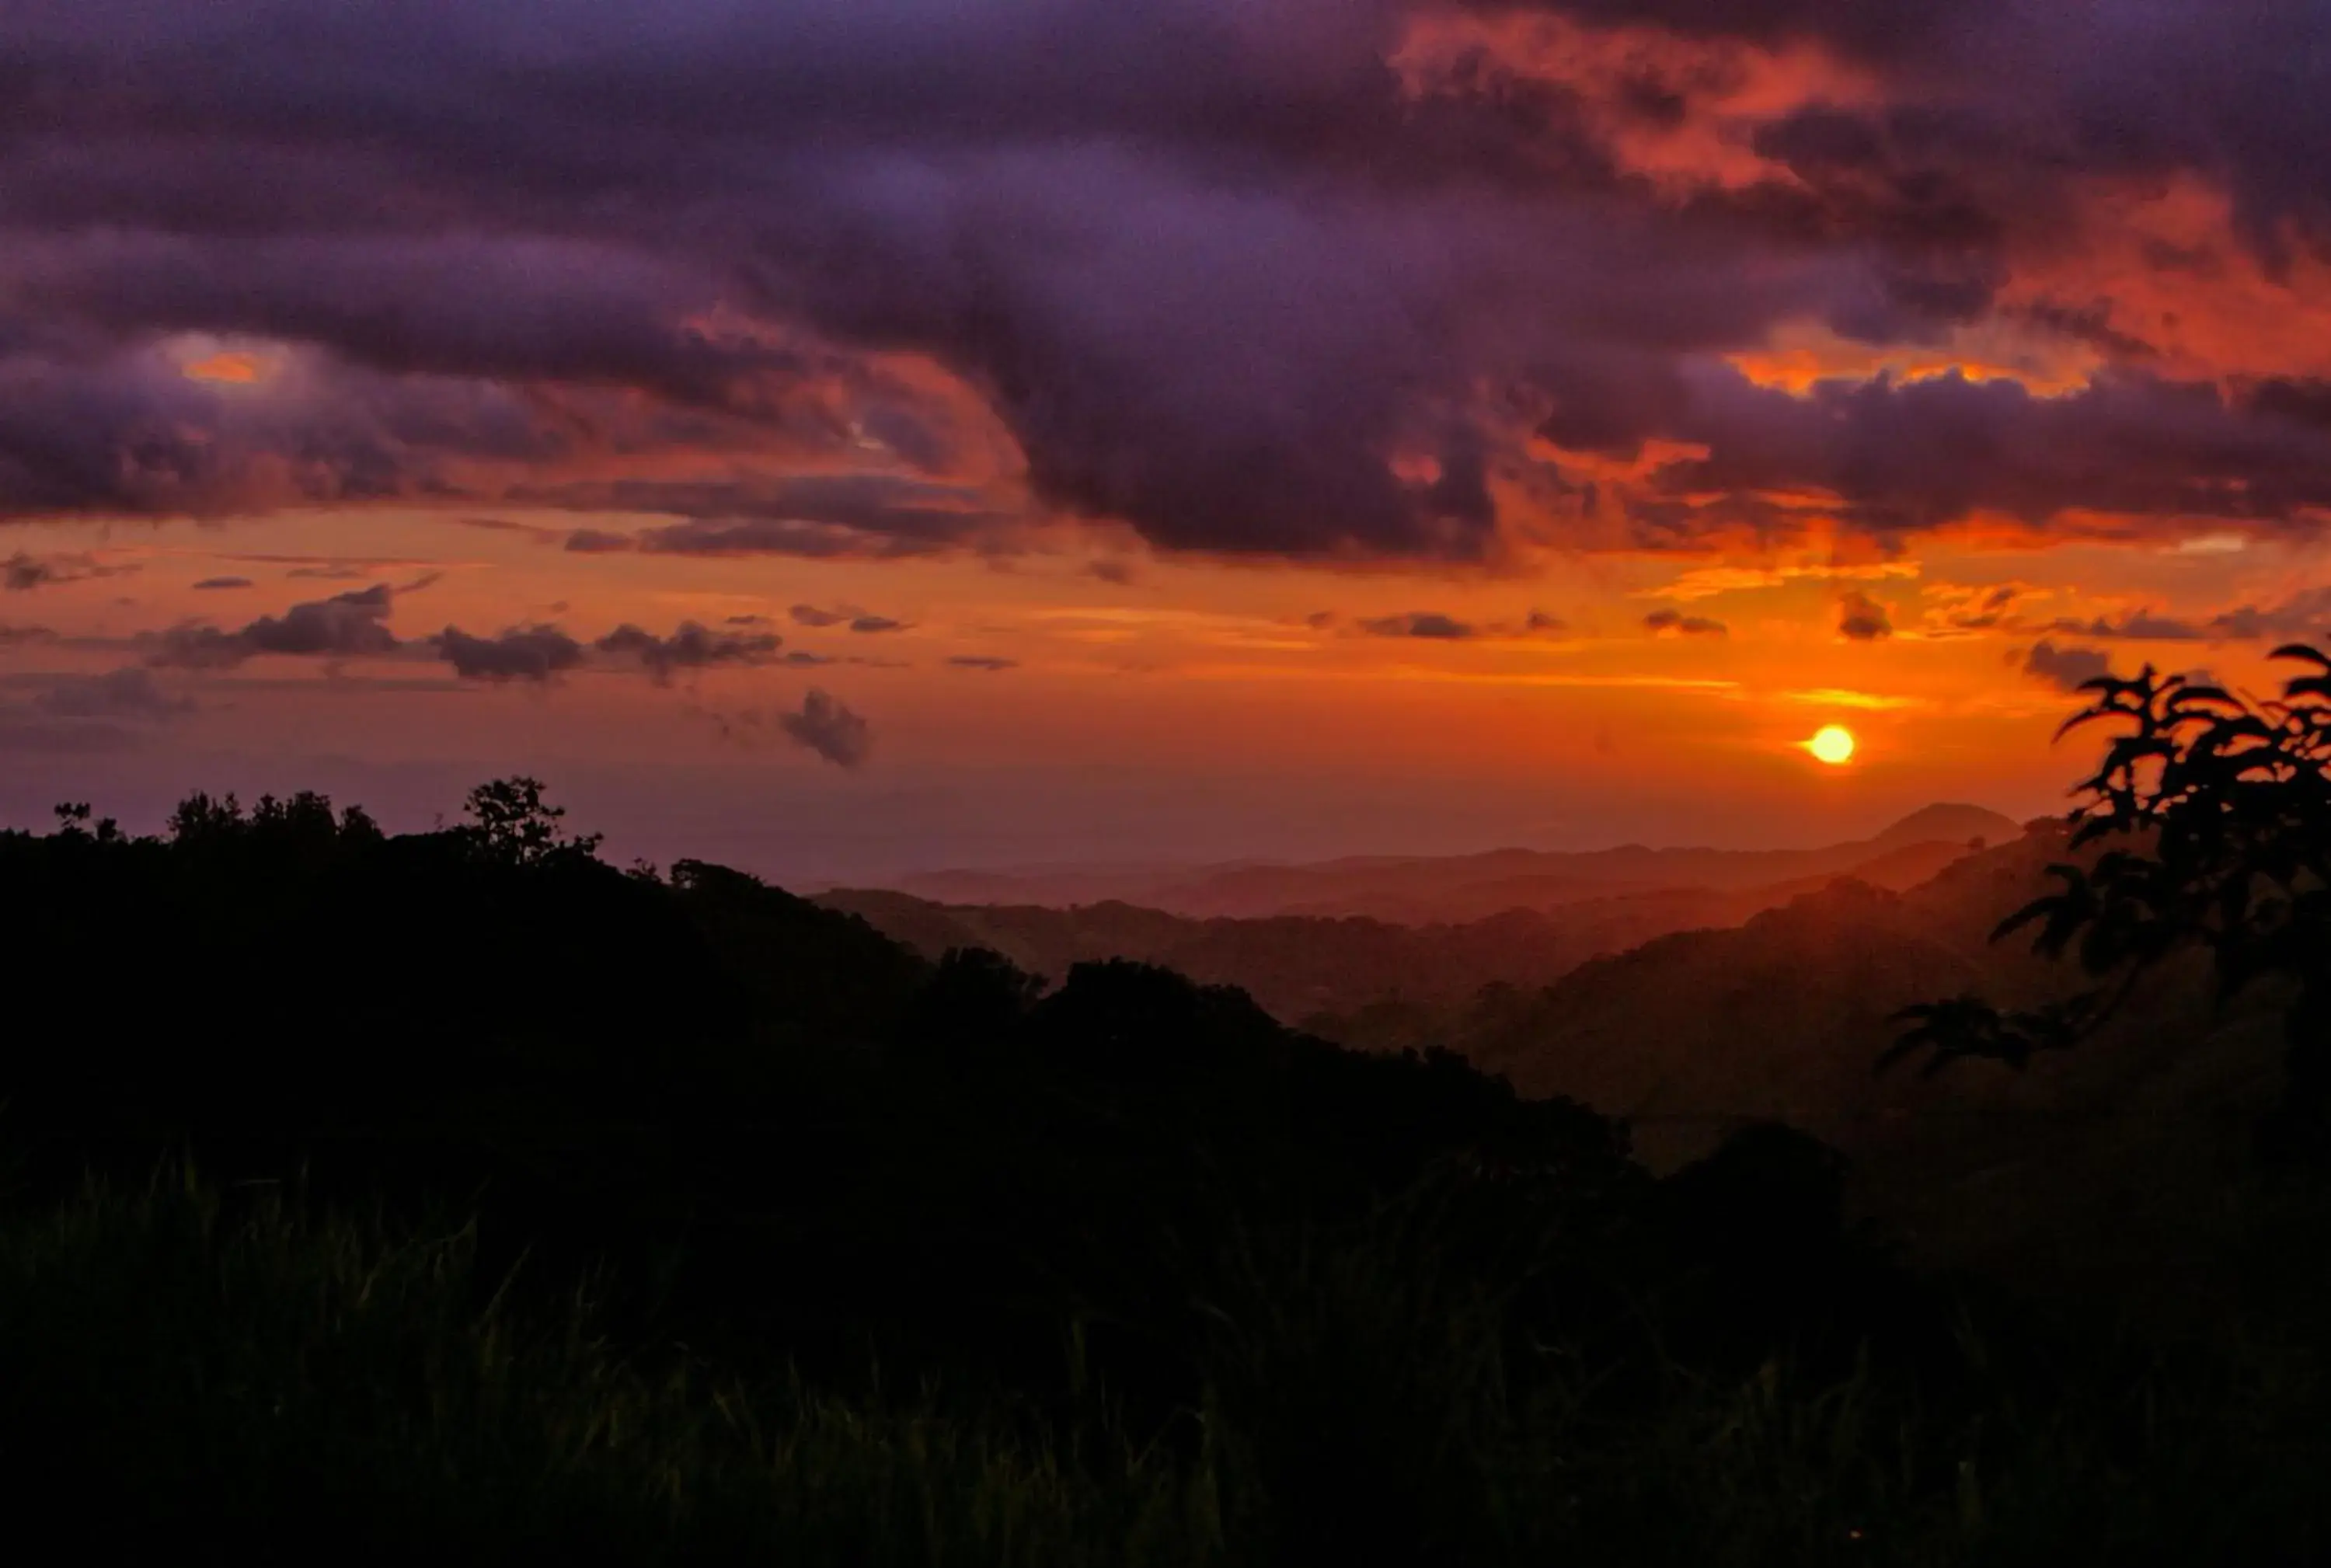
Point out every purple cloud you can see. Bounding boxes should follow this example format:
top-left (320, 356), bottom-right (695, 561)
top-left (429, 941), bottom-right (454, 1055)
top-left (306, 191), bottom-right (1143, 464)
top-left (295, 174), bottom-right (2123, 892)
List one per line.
top-left (434, 625), bottom-right (587, 683)
top-left (147, 583), bottom-right (399, 668)
top-left (1358, 612), bottom-right (1476, 640)
top-left (2023, 639), bottom-right (2113, 692)
top-left (0, 1), bottom-right (2325, 564)
top-left (779, 688), bottom-right (873, 768)
top-left (1645, 608), bottom-right (1728, 637)
top-left (595, 621), bottom-right (783, 683)
top-left (1838, 591), bottom-right (1893, 641)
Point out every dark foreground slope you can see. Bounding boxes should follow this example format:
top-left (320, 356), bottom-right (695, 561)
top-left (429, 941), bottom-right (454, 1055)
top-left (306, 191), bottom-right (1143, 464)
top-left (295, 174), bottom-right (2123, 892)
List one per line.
top-left (1, 790), bottom-right (2326, 1564)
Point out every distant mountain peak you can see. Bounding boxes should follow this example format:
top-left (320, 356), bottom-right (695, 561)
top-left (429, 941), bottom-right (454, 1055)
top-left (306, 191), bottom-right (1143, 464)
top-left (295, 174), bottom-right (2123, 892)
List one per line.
top-left (1873, 803), bottom-right (2023, 848)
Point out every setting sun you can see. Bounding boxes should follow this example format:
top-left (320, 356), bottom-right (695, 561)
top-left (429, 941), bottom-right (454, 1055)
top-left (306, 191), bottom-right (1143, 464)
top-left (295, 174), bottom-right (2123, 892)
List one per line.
top-left (1807, 725), bottom-right (1857, 765)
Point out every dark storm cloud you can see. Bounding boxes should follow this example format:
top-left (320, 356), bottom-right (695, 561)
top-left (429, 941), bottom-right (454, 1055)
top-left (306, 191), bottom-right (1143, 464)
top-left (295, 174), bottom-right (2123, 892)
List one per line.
top-left (1358, 612), bottom-right (1477, 640)
top-left (1481, 0), bottom-right (1988, 63)
top-left (779, 688), bottom-right (872, 768)
top-left (0, 2), bottom-right (2328, 558)
top-left (594, 621), bottom-right (782, 683)
top-left (1617, 368), bottom-right (2331, 541)
top-left (2022, 640), bottom-right (2112, 692)
top-left (1838, 591), bottom-right (1892, 641)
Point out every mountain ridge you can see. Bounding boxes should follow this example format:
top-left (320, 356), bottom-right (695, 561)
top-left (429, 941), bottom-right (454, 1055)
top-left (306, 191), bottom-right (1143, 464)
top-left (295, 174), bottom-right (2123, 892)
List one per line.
top-left (868, 803), bottom-right (2024, 924)
top-left (818, 829), bottom-right (1999, 1023)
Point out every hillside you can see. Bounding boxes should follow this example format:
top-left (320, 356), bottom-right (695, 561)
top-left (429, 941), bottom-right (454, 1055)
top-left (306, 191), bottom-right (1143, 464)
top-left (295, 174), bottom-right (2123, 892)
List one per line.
top-left (821, 825), bottom-right (1995, 1022)
top-left (880, 805), bottom-right (2021, 923)
top-left (1458, 824), bottom-right (2290, 1298)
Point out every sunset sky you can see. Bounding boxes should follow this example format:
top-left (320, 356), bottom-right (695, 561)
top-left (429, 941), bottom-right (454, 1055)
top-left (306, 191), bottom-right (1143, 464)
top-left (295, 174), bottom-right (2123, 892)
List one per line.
top-left (5, 1), bottom-right (2331, 880)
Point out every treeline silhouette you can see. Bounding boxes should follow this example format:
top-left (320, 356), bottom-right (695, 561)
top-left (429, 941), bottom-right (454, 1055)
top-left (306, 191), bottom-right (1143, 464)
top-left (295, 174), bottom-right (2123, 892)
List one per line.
top-left (1, 778), bottom-right (2326, 1562)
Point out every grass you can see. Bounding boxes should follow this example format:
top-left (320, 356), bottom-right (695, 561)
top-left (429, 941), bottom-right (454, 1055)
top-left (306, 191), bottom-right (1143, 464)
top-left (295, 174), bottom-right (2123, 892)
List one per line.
top-left (0, 1173), bottom-right (1221, 1566)
top-left (2, 1171), bottom-right (2326, 1566)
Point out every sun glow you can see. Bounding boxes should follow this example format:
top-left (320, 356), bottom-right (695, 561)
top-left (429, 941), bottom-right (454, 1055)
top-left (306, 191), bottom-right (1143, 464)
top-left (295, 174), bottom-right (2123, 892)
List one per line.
top-left (1807, 725), bottom-right (1857, 765)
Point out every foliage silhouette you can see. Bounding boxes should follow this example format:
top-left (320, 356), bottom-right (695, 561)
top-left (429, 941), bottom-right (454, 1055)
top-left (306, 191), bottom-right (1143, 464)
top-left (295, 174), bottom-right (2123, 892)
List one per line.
top-left (462, 775), bottom-right (603, 866)
top-left (1887, 650), bottom-right (2331, 1143)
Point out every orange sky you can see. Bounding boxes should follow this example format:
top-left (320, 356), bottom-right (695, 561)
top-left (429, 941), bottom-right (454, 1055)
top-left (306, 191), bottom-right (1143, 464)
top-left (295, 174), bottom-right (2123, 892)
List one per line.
top-left (5, 2), bottom-right (2331, 879)
top-left (8, 494), bottom-right (2323, 878)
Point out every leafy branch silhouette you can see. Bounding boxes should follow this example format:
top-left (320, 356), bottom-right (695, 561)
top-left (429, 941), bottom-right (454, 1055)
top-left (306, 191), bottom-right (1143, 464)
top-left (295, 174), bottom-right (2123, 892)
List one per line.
top-left (1884, 647), bottom-right (2331, 1126)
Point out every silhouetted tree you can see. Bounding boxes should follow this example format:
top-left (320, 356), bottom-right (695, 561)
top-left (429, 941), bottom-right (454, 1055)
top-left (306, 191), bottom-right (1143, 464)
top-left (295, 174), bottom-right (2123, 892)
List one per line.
top-left (166, 790), bottom-right (243, 843)
top-left (1889, 650), bottom-right (2331, 1141)
top-left (462, 776), bottom-right (601, 866)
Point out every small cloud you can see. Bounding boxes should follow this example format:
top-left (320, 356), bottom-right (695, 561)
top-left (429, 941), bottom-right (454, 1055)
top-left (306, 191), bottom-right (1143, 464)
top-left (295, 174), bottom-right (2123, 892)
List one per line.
top-left (2020, 639), bottom-right (2112, 692)
top-left (1305, 611), bottom-right (1339, 630)
top-left (779, 688), bottom-right (871, 768)
top-left (782, 650), bottom-right (835, 666)
top-left (34, 667), bottom-right (193, 722)
top-left (434, 624), bottom-right (585, 682)
top-left (948, 655), bottom-right (1019, 671)
top-left (1838, 591), bottom-right (1894, 641)
top-left (1524, 609), bottom-right (1567, 635)
top-left (563, 528), bottom-right (637, 554)
top-left (5, 552), bottom-right (138, 592)
top-left (148, 584), bottom-right (400, 668)
top-left (1921, 581), bottom-right (2026, 636)
top-left (0, 623), bottom-right (58, 646)
top-left (1645, 608), bottom-right (1728, 637)
top-left (192, 576), bottom-right (254, 591)
top-left (594, 621), bottom-right (782, 683)
top-left (1087, 559), bottom-right (1138, 586)
top-left (1358, 612), bottom-right (1475, 640)
top-left (2045, 610), bottom-right (2204, 641)
top-left (726, 614), bottom-right (772, 627)
top-left (459, 517), bottom-right (560, 541)
top-left (793, 604), bottom-right (908, 635)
